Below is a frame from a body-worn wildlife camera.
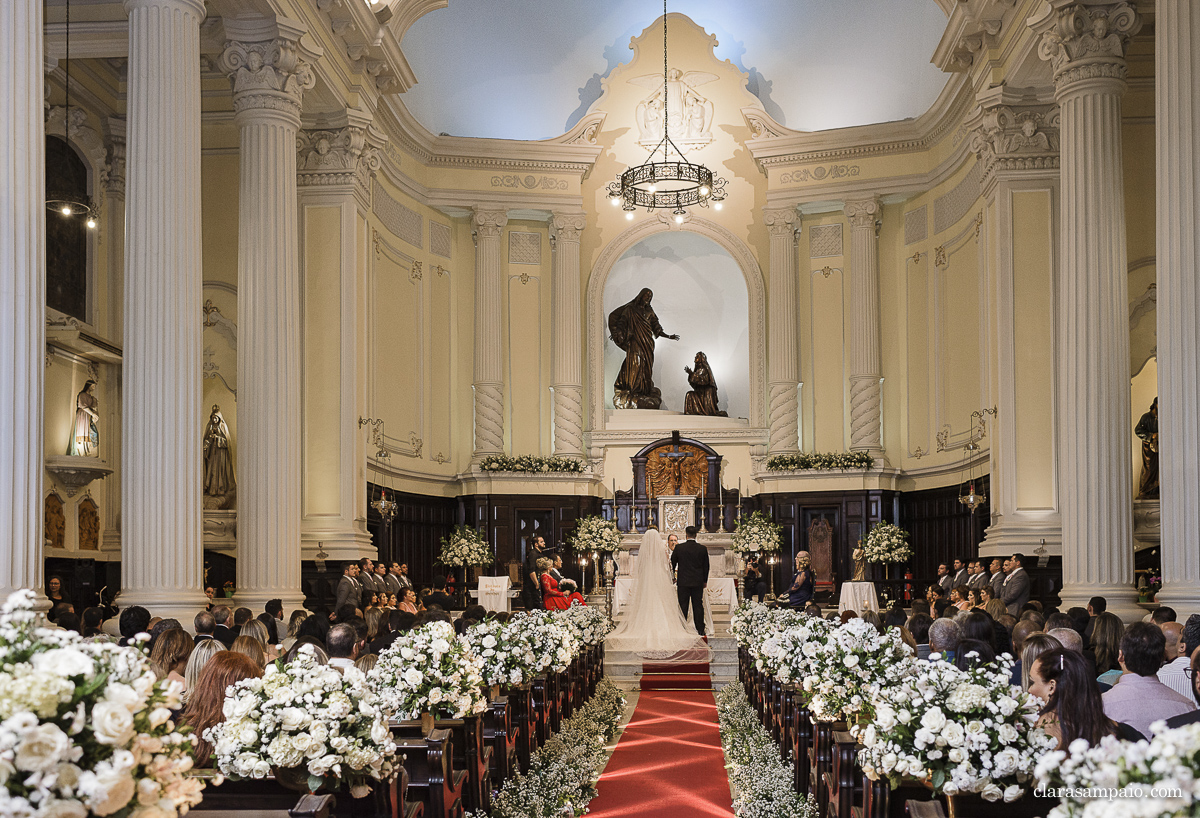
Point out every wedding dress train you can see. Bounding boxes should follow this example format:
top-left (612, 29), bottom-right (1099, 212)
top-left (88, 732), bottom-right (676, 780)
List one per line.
top-left (604, 529), bottom-right (711, 661)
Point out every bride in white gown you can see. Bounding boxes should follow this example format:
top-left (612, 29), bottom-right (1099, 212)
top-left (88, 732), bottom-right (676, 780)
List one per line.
top-left (605, 528), bottom-right (711, 660)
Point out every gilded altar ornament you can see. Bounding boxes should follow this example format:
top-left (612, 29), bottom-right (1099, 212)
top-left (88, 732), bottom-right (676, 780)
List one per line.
top-left (608, 288), bottom-right (678, 409)
top-left (1135, 397), bottom-right (1159, 499)
top-left (66, 380), bottom-right (99, 457)
top-left (683, 351), bottom-right (727, 417)
top-left (203, 405), bottom-right (236, 509)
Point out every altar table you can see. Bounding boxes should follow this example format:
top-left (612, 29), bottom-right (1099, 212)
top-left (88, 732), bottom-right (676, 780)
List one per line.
top-left (838, 581), bottom-right (879, 615)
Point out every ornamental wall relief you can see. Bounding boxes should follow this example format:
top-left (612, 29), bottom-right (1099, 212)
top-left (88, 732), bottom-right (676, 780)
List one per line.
top-left (630, 68), bottom-right (717, 149)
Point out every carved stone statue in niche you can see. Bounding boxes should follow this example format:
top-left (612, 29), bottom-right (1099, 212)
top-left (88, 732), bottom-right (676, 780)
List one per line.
top-left (66, 380), bottom-right (99, 457)
top-left (203, 405), bottom-right (237, 509)
top-left (683, 351), bottom-right (727, 417)
top-left (44, 494), bottom-right (65, 550)
top-left (78, 497), bottom-right (99, 551)
top-left (1135, 397), bottom-right (1159, 499)
top-left (609, 288), bottom-right (678, 409)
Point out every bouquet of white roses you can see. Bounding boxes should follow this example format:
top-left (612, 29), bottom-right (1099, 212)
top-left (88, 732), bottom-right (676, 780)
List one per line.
top-left (463, 619), bottom-right (540, 688)
top-left (208, 647), bottom-right (396, 796)
top-left (1035, 721), bottom-right (1200, 818)
top-left (439, 525), bottom-right (493, 567)
top-left (858, 653), bottom-right (1053, 802)
top-left (508, 611), bottom-right (579, 675)
top-left (731, 511), bottom-right (781, 554)
top-left (569, 516), bottom-right (622, 553)
top-left (370, 621), bottom-right (488, 720)
top-left (557, 605), bottom-right (612, 648)
top-left (861, 521), bottom-right (912, 564)
top-left (730, 601), bottom-right (781, 652)
top-left (0, 589), bottom-right (205, 818)
top-left (756, 614), bottom-right (835, 686)
top-left (803, 617), bottom-right (916, 722)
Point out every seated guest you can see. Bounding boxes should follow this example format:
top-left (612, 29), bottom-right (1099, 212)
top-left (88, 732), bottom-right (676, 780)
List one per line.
top-left (1066, 606), bottom-right (1091, 638)
top-left (239, 619), bottom-right (278, 660)
top-left (1011, 620), bottom-right (1043, 684)
top-left (1102, 622), bottom-right (1195, 736)
top-left (326, 623), bottom-right (360, 672)
top-left (230, 635), bottom-right (266, 669)
top-left (968, 588), bottom-right (984, 609)
top-left (955, 639), bottom-right (996, 671)
top-left (149, 628), bottom-right (194, 688)
top-left (181, 652), bottom-right (263, 766)
top-left (1020, 610), bottom-right (1046, 631)
top-left (997, 614), bottom-right (1017, 633)
top-left (933, 598), bottom-right (952, 619)
top-left (1089, 612), bottom-right (1126, 689)
top-left (907, 613), bottom-right (933, 660)
top-left (393, 610), bottom-right (417, 633)
top-left (979, 584), bottom-right (996, 605)
top-left (210, 605), bottom-right (237, 648)
top-left (805, 602), bottom-right (823, 619)
top-left (926, 584), bottom-right (945, 606)
top-left (1045, 612), bottom-right (1076, 633)
top-left (81, 607), bottom-right (107, 639)
top-left (183, 638), bottom-right (222, 706)
top-left (118, 605), bottom-right (152, 647)
top-left (950, 585), bottom-right (972, 611)
top-left (883, 605), bottom-right (907, 631)
top-left (1152, 606), bottom-right (1178, 626)
top-left (281, 609), bottom-right (308, 652)
top-left (1084, 596), bottom-right (1106, 641)
top-left (1021, 633), bottom-right (1062, 691)
top-left (1166, 648), bottom-right (1200, 728)
top-left (1158, 621), bottom-right (1191, 699)
top-left (282, 641), bottom-right (328, 665)
top-left (232, 607), bottom-right (253, 629)
top-left (414, 610), bottom-right (452, 627)
top-left (193, 611), bottom-right (217, 644)
top-left (258, 599), bottom-right (282, 643)
top-left (910, 599), bottom-right (931, 618)
top-left (839, 610), bottom-right (859, 625)
top-left (1047, 627), bottom-right (1084, 654)
top-left (960, 611), bottom-right (997, 652)
top-left (928, 619), bottom-right (962, 662)
top-left (354, 654), bottom-right (378, 673)
top-left (424, 576), bottom-right (455, 611)
top-left (1030, 648), bottom-right (1140, 749)
top-left (365, 608), bottom-right (385, 643)
top-left (786, 552), bottom-right (815, 609)
top-left (398, 587), bottom-right (419, 614)
top-left (860, 610), bottom-right (884, 634)
top-left (539, 559), bottom-right (570, 610)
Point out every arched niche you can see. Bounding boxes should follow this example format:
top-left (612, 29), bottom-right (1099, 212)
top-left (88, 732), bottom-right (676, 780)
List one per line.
top-left (586, 217), bottom-right (766, 434)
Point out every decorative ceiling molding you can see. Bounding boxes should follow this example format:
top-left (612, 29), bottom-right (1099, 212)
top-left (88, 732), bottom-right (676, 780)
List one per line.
top-left (313, 0), bottom-right (416, 96)
top-left (932, 0), bottom-right (1018, 73)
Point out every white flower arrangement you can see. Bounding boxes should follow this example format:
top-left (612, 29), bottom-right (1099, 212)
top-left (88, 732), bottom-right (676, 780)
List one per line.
top-left (479, 454), bottom-right (586, 474)
top-left (0, 589), bottom-right (205, 818)
top-left (438, 525), bottom-right (494, 567)
top-left (207, 647), bottom-right (397, 796)
top-left (802, 618), bottom-right (917, 723)
top-left (462, 619), bottom-right (540, 689)
top-left (756, 614), bottom-right (835, 687)
top-left (1035, 721), bottom-right (1200, 818)
top-left (370, 621), bottom-right (488, 720)
top-left (557, 605), bottom-right (613, 649)
top-left (861, 521), bottom-right (912, 564)
top-left (468, 679), bottom-right (625, 818)
top-left (568, 516), bottom-right (622, 553)
top-left (731, 511), bottom-right (782, 554)
top-left (765, 451), bottom-right (874, 471)
top-left (731, 602), bottom-right (800, 654)
top-left (717, 681), bottom-right (819, 818)
top-left (857, 653), bottom-right (1054, 802)
top-left (507, 611), bottom-right (579, 676)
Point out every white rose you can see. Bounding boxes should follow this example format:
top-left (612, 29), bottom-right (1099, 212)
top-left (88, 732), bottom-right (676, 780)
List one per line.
top-left (941, 722), bottom-right (966, 747)
top-left (921, 708), bottom-right (946, 732)
top-left (947, 748), bottom-right (966, 764)
top-left (980, 783), bottom-right (1003, 802)
top-left (993, 748), bottom-right (1021, 777)
top-left (35, 799), bottom-right (88, 818)
top-left (996, 723), bottom-right (1018, 744)
top-left (32, 648), bottom-right (96, 680)
top-left (91, 702), bottom-right (136, 747)
top-left (15, 723), bottom-right (70, 773)
top-left (81, 768), bottom-right (137, 816)
top-left (1003, 784), bottom-right (1023, 802)
top-left (403, 668), bottom-right (423, 687)
top-left (280, 708), bottom-right (309, 732)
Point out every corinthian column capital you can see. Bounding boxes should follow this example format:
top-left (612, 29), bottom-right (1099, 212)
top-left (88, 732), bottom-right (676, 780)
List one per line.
top-left (219, 27), bottom-right (318, 120)
top-left (1030, 2), bottom-right (1141, 91)
top-left (966, 97), bottom-right (1060, 188)
top-left (551, 212), bottom-right (586, 243)
top-left (472, 207), bottom-right (508, 239)
top-left (763, 207), bottom-right (797, 237)
top-left (843, 198), bottom-right (881, 230)
top-left (296, 118), bottom-right (386, 197)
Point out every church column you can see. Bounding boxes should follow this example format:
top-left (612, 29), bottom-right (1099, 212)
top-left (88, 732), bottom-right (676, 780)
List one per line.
top-left (1031, 1), bottom-right (1141, 617)
top-left (119, 0), bottom-right (210, 619)
top-left (765, 207), bottom-right (799, 455)
top-left (1154, 2), bottom-right (1200, 612)
top-left (297, 113), bottom-right (382, 562)
top-left (843, 198), bottom-right (884, 458)
top-left (472, 207), bottom-right (508, 464)
top-left (550, 212), bottom-right (586, 458)
top-left (969, 95), bottom-right (1063, 559)
top-left (101, 120), bottom-right (126, 555)
top-left (219, 21), bottom-right (318, 611)
top-left (0, 0), bottom-right (47, 604)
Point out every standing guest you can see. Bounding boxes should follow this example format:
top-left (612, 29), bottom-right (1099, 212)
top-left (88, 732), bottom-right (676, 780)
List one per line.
top-left (181, 652), bottom-right (263, 766)
top-left (1030, 648), bottom-right (1137, 749)
top-left (523, 536), bottom-right (547, 611)
top-left (1158, 621), bottom-right (1191, 699)
top-left (907, 613), bottom-right (933, 660)
top-left (149, 628), bottom-right (194, 688)
top-left (425, 576), bottom-right (455, 611)
top-left (398, 587), bottom-right (418, 614)
top-left (193, 611), bottom-right (216, 644)
top-left (989, 558), bottom-right (1006, 600)
top-left (936, 563), bottom-right (953, 595)
top-left (46, 576), bottom-right (71, 607)
top-left (950, 559), bottom-right (969, 589)
top-left (118, 605), bottom-right (151, 647)
top-left (786, 551), bottom-right (815, 610)
top-left (358, 558), bottom-right (379, 609)
top-left (383, 562), bottom-right (402, 597)
top-left (1101, 622), bottom-right (1196, 736)
top-left (1084, 596), bottom-right (1107, 641)
top-left (1001, 554), bottom-right (1030, 616)
top-left (373, 562), bottom-right (390, 600)
top-left (335, 562), bottom-right (361, 614)
top-left (281, 610), bottom-right (309, 653)
top-left (743, 558), bottom-right (767, 603)
top-left (182, 638), bottom-right (222, 706)
top-left (231, 636), bottom-right (267, 669)
top-left (969, 560), bottom-right (990, 591)
top-left (391, 562), bottom-right (412, 592)
top-left (211, 605), bottom-right (237, 648)
top-left (326, 623), bottom-right (360, 672)
top-left (1089, 612), bottom-right (1126, 689)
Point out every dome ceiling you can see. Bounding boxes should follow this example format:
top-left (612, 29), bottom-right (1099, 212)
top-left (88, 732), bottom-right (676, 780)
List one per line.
top-left (399, 0), bottom-right (951, 141)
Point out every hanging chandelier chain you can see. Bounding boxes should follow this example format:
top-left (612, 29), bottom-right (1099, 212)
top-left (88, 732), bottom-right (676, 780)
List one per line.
top-left (64, 0), bottom-right (71, 119)
top-left (662, 0), bottom-right (668, 161)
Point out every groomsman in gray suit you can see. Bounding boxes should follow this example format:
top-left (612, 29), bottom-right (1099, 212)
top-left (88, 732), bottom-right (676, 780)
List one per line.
top-left (966, 561), bottom-right (988, 591)
top-left (1001, 554), bottom-right (1031, 615)
top-left (335, 562), bottom-right (361, 613)
top-left (989, 557), bottom-right (1006, 599)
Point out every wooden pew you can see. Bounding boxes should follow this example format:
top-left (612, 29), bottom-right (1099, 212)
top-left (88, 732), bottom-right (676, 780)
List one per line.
top-left (792, 697), bottom-right (812, 796)
top-left (531, 675), bottom-right (552, 746)
top-left (187, 769), bottom-right (403, 818)
top-left (502, 684), bottom-right (537, 773)
top-left (824, 730), bottom-right (861, 818)
top-left (392, 727), bottom-right (467, 818)
top-left (482, 695), bottom-right (519, 788)
top-left (809, 720), bottom-right (839, 818)
top-left (392, 717), bottom-right (491, 816)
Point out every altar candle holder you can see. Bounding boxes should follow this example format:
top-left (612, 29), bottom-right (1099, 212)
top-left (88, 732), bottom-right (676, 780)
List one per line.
top-left (718, 479), bottom-right (728, 533)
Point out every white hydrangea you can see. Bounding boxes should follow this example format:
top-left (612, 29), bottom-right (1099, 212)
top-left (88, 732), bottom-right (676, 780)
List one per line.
top-left (369, 621), bottom-right (488, 720)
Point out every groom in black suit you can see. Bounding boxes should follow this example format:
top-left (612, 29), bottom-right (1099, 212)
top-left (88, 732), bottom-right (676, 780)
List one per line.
top-left (671, 526), bottom-right (710, 638)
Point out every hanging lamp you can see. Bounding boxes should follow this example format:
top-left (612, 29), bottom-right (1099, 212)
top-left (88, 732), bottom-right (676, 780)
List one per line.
top-left (46, 0), bottom-right (97, 230)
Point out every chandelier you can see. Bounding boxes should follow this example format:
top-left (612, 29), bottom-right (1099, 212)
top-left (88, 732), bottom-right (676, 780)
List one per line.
top-left (606, 0), bottom-right (726, 223)
top-left (45, 0), bottom-right (97, 230)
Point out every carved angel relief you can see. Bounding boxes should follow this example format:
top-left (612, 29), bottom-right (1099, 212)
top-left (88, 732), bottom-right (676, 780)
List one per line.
top-left (631, 68), bottom-right (717, 149)
top-left (645, 442), bottom-right (708, 499)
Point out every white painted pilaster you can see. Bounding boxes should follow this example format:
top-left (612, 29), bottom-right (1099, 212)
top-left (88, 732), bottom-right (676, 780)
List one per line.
top-left (844, 198), bottom-right (884, 458)
top-left (472, 207), bottom-right (508, 463)
top-left (550, 212), bottom-right (586, 458)
top-left (765, 207), bottom-right (799, 455)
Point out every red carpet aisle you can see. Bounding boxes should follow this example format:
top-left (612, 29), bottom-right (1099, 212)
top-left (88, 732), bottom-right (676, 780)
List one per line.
top-left (587, 688), bottom-right (735, 818)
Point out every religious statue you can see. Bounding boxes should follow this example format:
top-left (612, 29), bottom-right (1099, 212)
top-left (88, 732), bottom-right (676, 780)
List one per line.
top-left (608, 288), bottom-right (678, 409)
top-left (683, 351), bottom-right (727, 417)
top-left (631, 68), bottom-right (717, 147)
top-left (66, 380), bottom-right (99, 457)
top-left (851, 544), bottom-right (867, 582)
top-left (203, 404), bottom-right (236, 508)
top-left (1135, 397), bottom-right (1159, 499)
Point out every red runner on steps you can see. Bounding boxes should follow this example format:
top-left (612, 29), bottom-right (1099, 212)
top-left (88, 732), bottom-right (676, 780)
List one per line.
top-left (587, 690), bottom-right (735, 818)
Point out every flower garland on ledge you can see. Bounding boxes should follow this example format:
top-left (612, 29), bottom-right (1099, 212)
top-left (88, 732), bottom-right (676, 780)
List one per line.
top-left (479, 454), bottom-right (586, 474)
top-left (717, 681), bottom-right (819, 818)
top-left (764, 452), bottom-right (874, 471)
top-left (468, 678), bottom-right (626, 818)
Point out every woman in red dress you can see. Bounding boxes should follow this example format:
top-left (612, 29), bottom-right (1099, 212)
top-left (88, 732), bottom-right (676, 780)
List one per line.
top-left (539, 558), bottom-right (570, 610)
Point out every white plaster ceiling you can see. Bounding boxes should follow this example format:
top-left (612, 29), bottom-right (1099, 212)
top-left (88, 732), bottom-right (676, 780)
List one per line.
top-left (399, 0), bottom-right (951, 141)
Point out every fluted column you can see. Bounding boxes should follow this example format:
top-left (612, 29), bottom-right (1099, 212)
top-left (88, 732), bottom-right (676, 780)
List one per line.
top-left (550, 212), bottom-right (586, 458)
top-left (765, 208), bottom-right (799, 455)
top-left (1031, 1), bottom-right (1141, 618)
top-left (844, 198), bottom-right (884, 457)
top-left (220, 24), bottom-right (317, 611)
top-left (1155, 1), bottom-right (1200, 612)
top-left (0, 0), bottom-right (47, 605)
top-left (472, 208), bottom-right (508, 463)
top-left (119, 0), bottom-right (209, 620)
top-left (101, 121), bottom-right (126, 555)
